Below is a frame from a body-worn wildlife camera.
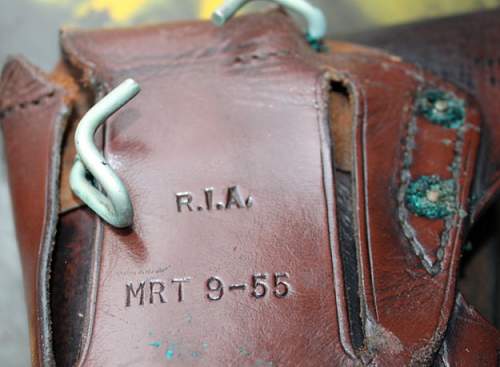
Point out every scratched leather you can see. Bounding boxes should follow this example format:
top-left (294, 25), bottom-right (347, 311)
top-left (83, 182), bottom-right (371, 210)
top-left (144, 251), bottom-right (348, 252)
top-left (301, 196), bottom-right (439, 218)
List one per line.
top-left (1, 9), bottom-right (499, 367)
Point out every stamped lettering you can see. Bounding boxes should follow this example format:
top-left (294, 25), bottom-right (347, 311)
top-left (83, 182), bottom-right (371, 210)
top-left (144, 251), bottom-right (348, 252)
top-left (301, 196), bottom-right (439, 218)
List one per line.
top-left (176, 185), bottom-right (253, 213)
top-left (207, 272), bottom-right (291, 301)
top-left (125, 272), bottom-right (291, 307)
top-left (126, 281), bottom-right (145, 307)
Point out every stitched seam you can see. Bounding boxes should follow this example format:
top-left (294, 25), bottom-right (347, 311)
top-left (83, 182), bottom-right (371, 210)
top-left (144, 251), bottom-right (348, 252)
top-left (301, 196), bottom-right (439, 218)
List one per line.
top-left (0, 90), bottom-right (57, 119)
top-left (112, 49), bottom-right (292, 80)
top-left (398, 90), bottom-right (466, 276)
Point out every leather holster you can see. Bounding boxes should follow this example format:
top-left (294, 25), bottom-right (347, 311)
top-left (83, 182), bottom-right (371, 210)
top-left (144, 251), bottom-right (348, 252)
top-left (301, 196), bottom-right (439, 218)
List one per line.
top-left (0, 8), bottom-right (499, 367)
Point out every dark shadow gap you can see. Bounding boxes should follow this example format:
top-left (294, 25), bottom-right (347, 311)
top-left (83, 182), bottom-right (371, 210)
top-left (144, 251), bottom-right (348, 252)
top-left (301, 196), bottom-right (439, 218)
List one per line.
top-left (330, 81), bottom-right (365, 350)
top-left (459, 198), bottom-right (500, 326)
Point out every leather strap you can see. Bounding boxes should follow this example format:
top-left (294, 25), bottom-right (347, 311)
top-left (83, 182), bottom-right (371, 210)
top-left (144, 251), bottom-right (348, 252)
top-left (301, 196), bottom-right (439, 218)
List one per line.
top-left (0, 57), bottom-right (69, 367)
top-left (320, 42), bottom-right (481, 364)
top-left (348, 8), bottom-right (500, 223)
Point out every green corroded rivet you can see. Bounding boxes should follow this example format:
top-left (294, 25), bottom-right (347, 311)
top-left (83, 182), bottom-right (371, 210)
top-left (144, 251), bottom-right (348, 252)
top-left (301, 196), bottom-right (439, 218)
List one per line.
top-left (416, 89), bottom-right (465, 129)
top-left (405, 175), bottom-right (456, 219)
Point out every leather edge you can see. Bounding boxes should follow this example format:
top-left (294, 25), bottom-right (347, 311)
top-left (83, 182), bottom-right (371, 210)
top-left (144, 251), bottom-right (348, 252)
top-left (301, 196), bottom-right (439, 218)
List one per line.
top-left (0, 55), bottom-right (70, 367)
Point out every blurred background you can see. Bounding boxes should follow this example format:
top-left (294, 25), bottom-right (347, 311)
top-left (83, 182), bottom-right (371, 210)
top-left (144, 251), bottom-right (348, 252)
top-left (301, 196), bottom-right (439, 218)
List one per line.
top-left (2, 0), bottom-right (500, 71)
top-left (1, 0), bottom-right (499, 366)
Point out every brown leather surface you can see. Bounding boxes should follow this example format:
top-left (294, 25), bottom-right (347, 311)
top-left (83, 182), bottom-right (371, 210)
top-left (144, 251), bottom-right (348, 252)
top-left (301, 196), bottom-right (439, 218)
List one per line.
top-left (329, 86), bottom-right (352, 172)
top-left (435, 294), bottom-right (500, 366)
top-left (1, 9), bottom-right (499, 367)
top-left (346, 8), bottom-right (500, 223)
top-left (0, 57), bottom-right (69, 366)
top-left (60, 11), bottom-right (355, 366)
top-left (320, 42), bottom-right (481, 365)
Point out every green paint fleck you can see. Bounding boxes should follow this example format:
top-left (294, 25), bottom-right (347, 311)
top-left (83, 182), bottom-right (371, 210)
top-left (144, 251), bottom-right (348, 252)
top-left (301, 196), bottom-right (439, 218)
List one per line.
top-left (416, 89), bottom-right (465, 128)
top-left (405, 175), bottom-right (456, 219)
top-left (164, 342), bottom-right (176, 360)
top-left (148, 341), bottom-right (161, 348)
top-left (202, 342), bottom-right (209, 350)
top-left (239, 347), bottom-right (251, 357)
top-left (165, 349), bottom-right (174, 360)
top-left (191, 351), bottom-right (201, 358)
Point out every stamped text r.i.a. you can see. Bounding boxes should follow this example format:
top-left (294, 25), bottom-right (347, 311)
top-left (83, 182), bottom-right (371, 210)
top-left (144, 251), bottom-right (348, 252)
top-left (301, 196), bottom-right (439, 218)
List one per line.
top-left (176, 185), bottom-right (253, 213)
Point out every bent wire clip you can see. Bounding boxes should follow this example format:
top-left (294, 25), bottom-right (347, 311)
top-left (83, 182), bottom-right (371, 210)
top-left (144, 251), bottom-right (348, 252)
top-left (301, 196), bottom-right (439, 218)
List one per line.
top-left (70, 79), bottom-right (140, 228)
top-left (212, 0), bottom-right (327, 50)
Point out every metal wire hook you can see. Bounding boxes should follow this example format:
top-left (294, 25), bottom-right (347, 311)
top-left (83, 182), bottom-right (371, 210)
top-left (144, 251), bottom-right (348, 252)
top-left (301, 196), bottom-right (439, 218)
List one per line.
top-left (212, 0), bottom-right (327, 50)
top-left (70, 79), bottom-right (140, 228)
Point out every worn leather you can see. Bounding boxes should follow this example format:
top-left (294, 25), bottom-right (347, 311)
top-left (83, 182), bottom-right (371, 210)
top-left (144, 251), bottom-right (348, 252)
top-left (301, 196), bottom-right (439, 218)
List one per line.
top-left (319, 40), bottom-right (493, 365)
top-left (347, 8), bottom-right (500, 223)
top-left (0, 8), bottom-right (498, 367)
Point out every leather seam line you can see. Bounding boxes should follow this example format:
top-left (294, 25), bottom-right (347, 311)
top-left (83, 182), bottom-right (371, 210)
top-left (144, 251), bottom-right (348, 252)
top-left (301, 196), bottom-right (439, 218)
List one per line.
top-left (106, 48), bottom-right (293, 79)
top-left (38, 103), bottom-right (70, 367)
top-left (398, 89), bottom-right (466, 276)
top-left (232, 50), bottom-right (291, 64)
top-left (61, 31), bottom-right (110, 96)
top-left (0, 90), bottom-right (57, 119)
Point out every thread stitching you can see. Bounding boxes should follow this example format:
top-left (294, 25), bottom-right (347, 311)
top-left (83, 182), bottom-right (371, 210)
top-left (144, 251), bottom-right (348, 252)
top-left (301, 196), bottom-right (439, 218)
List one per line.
top-left (0, 90), bottom-right (57, 119)
top-left (398, 89), bottom-right (466, 275)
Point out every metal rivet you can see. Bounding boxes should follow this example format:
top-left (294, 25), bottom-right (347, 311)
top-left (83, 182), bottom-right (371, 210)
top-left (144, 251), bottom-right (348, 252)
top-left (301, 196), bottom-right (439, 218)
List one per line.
top-left (426, 190), bottom-right (440, 203)
top-left (405, 175), bottom-right (456, 219)
top-left (434, 99), bottom-right (449, 113)
top-left (416, 89), bottom-right (465, 129)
